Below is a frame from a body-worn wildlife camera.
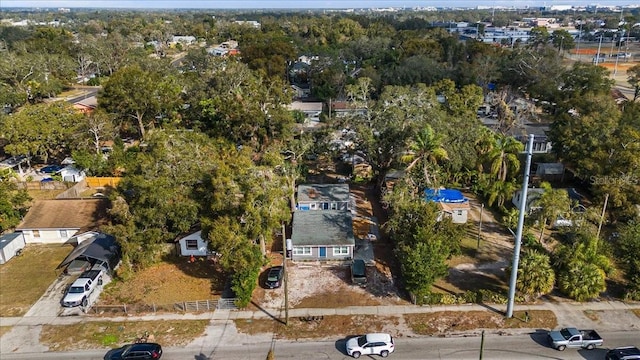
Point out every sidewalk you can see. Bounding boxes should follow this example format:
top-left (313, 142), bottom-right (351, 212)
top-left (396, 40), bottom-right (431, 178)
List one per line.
top-left (2, 299), bottom-right (640, 354)
top-left (2, 299), bottom-right (639, 327)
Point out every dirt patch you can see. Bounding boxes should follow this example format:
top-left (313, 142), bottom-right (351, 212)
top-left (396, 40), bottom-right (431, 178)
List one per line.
top-left (40, 320), bottom-right (208, 351)
top-left (404, 310), bottom-right (557, 335)
top-left (234, 314), bottom-right (411, 340)
top-left (257, 263), bottom-right (404, 310)
top-left (436, 194), bottom-right (513, 295)
top-left (101, 256), bottom-right (226, 306)
top-left (26, 189), bottom-right (67, 201)
top-left (0, 244), bottom-right (73, 316)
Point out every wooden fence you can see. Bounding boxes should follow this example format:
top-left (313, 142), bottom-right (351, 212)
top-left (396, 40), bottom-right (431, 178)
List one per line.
top-left (85, 177), bottom-right (122, 188)
top-left (16, 181), bottom-right (70, 190)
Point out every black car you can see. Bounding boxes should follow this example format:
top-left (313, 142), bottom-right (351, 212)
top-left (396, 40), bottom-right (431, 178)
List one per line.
top-left (104, 343), bottom-right (163, 360)
top-left (265, 266), bottom-right (284, 289)
top-left (606, 346), bottom-right (640, 360)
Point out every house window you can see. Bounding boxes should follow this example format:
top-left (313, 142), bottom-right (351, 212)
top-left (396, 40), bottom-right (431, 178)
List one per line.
top-left (457, 210), bottom-right (464, 216)
top-left (323, 203), bottom-right (329, 210)
top-left (59, 230), bottom-right (68, 238)
top-left (333, 246), bottom-right (349, 256)
top-left (310, 203), bottom-right (317, 210)
top-left (293, 247), bottom-right (312, 255)
top-left (185, 239), bottom-right (198, 250)
top-left (33, 230), bottom-right (40, 238)
top-left (331, 203), bottom-right (337, 210)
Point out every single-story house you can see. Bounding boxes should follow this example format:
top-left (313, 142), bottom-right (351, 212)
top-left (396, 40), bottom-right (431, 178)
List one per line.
top-left (288, 101), bottom-right (323, 124)
top-left (297, 184), bottom-right (350, 211)
top-left (56, 231), bottom-right (121, 274)
top-left (290, 210), bottom-right (355, 261)
top-left (175, 230), bottom-right (211, 257)
top-left (0, 232), bottom-right (26, 264)
top-left (16, 199), bottom-right (109, 244)
top-left (424, 188), bottom-right (470, 224)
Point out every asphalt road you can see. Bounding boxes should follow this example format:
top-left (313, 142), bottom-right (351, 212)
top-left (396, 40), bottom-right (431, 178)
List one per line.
top-left (1, 330), bottom-right (637, 360)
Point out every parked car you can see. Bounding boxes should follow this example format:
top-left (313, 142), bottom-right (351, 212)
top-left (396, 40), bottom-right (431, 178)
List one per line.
top-left (61, 269), bottom-right (103, 307)
top-left (350, 259), bottom-right (367, 287)
top-left (547, 327), bottom-right (603, 351)
top-left (65, 259), bottom-right (93, 275)
top-left (40, 164), bottom-right (63, 174)
top-left (104, 343), bottom-right (163, 360)
top-left (265, 266), bottom-right (284, 289)
top-left (346, 333), bottom-right (395, 358)
top-left (606, 346), bottom-right (640, 360)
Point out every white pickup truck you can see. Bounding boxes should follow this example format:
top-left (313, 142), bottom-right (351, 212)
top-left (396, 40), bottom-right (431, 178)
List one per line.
top-left (61, 269), bottom-right (103, 307)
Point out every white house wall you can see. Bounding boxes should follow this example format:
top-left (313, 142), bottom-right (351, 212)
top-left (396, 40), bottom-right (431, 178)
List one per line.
top-left (178, 231), bottom-right (209, 256)
top-left (0, 235), bottom-right (26, 264)
top-left (21, 229), bottom-right (78, 244)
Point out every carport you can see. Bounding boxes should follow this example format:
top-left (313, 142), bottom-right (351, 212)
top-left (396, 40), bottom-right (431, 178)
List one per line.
top-left (57, 231), bottom-right (121, 274)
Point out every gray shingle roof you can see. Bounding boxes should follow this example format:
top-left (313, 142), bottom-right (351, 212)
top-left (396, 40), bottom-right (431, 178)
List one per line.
top-left (290, 210), bottom-right (355, 246)
top-left (297, 184), bottom-right (349, 203)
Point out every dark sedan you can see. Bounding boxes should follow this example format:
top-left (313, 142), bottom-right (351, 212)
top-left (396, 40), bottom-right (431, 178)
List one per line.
top-left (104, 343), bottom-right (162, 360)
top-left (265, 266), bottom-right (284, 289)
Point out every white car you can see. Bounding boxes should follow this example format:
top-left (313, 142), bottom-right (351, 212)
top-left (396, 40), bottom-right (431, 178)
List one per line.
top-left (346, 333), bottom-right (395, 358)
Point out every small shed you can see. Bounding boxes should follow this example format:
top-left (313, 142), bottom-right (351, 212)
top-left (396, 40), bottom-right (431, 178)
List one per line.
top-left (60, 166), bottom-right (86, 182)
top-left (176, 230), bottom-right (210, 257)
top-left (0, 232), bottom-right (26, 264)
top-left (424, 188), bottom-right (471, 224)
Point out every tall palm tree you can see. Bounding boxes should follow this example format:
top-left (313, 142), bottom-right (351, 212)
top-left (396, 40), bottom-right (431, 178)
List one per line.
top-left (486, 179), bottom-right (518, 209)
top-left (485, 134), bottom-right (523, 182)
top-left (401, 125), bottom-right (448, 185)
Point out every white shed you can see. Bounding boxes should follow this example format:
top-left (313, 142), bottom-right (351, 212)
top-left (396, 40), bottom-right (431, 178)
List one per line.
top-left (0, 232), bottom-right (26, 264)
top-left (176, 230), bottom-right (210, 256)
top-left (60, 166), bottom-right (86, 182)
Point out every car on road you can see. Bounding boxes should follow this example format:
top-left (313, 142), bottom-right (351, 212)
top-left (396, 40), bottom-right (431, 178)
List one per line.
top-left (346, 333), bottom-right (395, 358)
top-left (606, 346), bottom-right (640, 360)
top-left (104, 342), bottom-right (163, 360)
top-left (547, 327), bottom-right (603, 351)
top-left (265, 266), bottom-right (284, 289)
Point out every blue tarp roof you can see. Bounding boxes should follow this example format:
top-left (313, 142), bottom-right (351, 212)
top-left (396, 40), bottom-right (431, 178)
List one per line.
top-left (424, 189), bottom-right (468, 203)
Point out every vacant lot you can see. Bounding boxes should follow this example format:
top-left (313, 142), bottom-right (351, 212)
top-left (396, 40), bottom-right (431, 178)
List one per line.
top-left (100, 255), bottom-right (226, 306)
top-left (0, 244), bottom-right (72, 316)
top-left (40, 319), bottom-right (209, 351)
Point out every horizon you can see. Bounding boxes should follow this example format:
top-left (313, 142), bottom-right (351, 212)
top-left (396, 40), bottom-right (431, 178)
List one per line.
top-left (2, 0), bottom-right (640, 10)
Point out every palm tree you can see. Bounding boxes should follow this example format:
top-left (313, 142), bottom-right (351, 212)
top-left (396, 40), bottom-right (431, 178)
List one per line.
top-left (558, 260), bottom-right (606, 302)
top-left (486, 179), bottom-right (518, 209)
top-left (516, 249), bottom-right (555, 301)
top-left (531, 182), bottom-right (572, 242)
top-left (485, 134), bottom-right (523, 182)
top-left (401, 125), bottom-right (448, 185)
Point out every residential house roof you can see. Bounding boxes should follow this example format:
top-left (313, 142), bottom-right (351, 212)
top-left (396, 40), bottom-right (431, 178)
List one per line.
top-left (290, 210), bottom-right (355, 246)
top-left (297, 184), bottom-right (350, 203)
top-left (439, 202), bottom-right (471, 213)
top-left (16, 199), bottom-right (109, 230)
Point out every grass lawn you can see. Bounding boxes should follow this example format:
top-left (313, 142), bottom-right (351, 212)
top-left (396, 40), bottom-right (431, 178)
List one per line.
top-left (404, 310), bottom-right (557, 335)
top-left (40, 320), bottom-right (208, 351)
top-left (27, 189), bottom-right (67, 201)
top-left (0, 326), bottom-right (12, 337)
top-left (0, 244), bottom-right (73, 316)
top-left (100, 255), bottom-right (226, 306)
top-left (235, 315), bottom-right (394, 340)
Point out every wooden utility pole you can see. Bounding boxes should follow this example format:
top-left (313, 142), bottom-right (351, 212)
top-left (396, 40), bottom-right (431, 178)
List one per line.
top-left (281, 223), bottom-right (289, 325)
top-left (596, 193), bottom-right (609, 239)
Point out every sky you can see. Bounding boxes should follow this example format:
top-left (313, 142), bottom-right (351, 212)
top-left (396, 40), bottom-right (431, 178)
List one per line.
top-left (1, 0), bottom-right (639, 9)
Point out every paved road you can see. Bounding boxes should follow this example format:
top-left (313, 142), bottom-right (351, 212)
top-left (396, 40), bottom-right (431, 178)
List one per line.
top-left (1, 330), bottom-right (638, 360)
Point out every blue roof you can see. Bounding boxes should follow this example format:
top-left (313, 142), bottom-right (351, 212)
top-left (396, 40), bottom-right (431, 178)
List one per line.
top-left (424, 189), bottom-right (468, 203)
